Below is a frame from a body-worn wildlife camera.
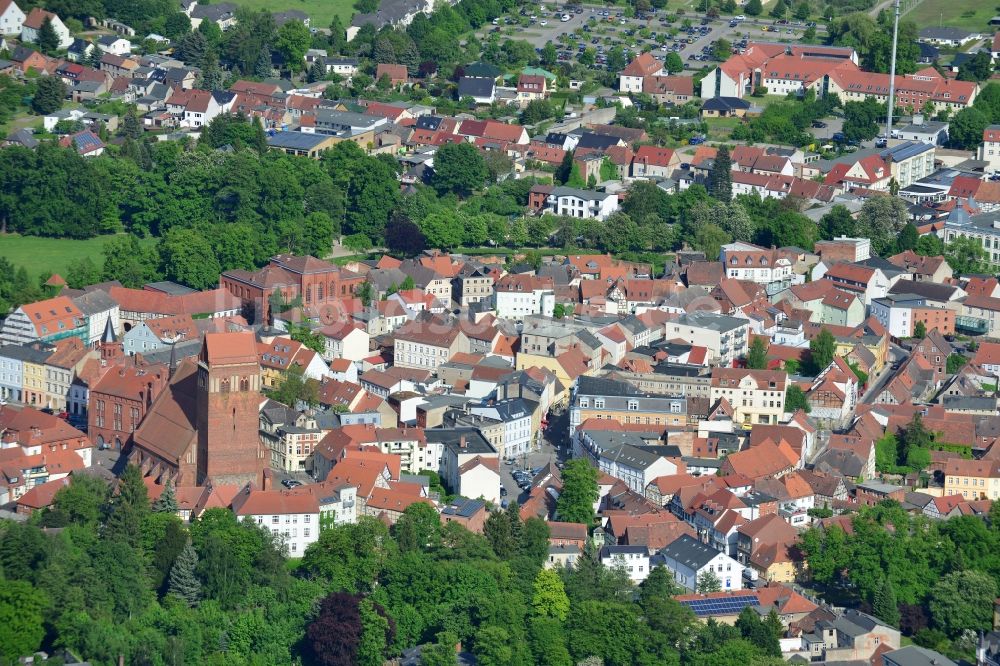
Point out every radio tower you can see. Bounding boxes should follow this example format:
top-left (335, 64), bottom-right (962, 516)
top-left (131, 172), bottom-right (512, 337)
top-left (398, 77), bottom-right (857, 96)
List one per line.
top-left (884, 0), bottom-right (901, 144)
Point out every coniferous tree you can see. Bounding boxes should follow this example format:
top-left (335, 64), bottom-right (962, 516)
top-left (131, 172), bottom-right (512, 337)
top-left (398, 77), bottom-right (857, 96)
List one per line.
top-left (121, 106), bottom-right (143, 140)
top-left (167, 542), bottom-right (202, 606)
top-left (38, 17), bottom-right (60, 54)
top-left (873, 575), bottom-right (900, 626)
top-left (152, 480), bottom-right (178, 513)
top-left (86, 44), bottom-right (103, 69)
top-left (104, 464), bottom-right (150, 549)
top-left (709, 146), bottom-right (732, 201)
top-left (308, 59), bottom-right (326, 83)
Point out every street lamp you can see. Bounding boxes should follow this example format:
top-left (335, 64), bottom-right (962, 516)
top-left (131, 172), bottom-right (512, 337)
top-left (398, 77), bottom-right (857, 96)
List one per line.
top-left (884, 0), bottom-right (901, 144)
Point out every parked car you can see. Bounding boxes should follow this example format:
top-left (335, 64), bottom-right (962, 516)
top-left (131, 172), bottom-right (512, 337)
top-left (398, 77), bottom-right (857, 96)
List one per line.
top-left (812, 120), bottom-right (827, 128)
top-left (689, 135), bottom-right (705, 145)
top-left (282, 478), bottom-right (302, 488)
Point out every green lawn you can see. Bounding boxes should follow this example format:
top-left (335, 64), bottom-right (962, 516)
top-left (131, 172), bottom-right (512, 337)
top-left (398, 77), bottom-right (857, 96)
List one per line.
top-left (227, 0), bottom-right (356, 29)
top-left (0, 234), bottom-right (154, 281)
top-left (905, 0), bottom-right (995, 33)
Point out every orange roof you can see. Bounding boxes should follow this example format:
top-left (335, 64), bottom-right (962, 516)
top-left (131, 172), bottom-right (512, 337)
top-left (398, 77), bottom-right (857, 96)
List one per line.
top-left (201, 331), bottom-right (258, 366)
top-left (633, 145), bottom-right (676, 168)
top-left (621, 52), bottom-right (664, 77)
top-left (232, 488), bottom-right (319, 516)
top-left (19, 296), bottom-right (84, 337)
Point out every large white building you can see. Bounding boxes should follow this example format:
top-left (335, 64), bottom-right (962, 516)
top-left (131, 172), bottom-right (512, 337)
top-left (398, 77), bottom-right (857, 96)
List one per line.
top-left (600, 545), bottom-right (651, 583)
top-left (719, 242), bottom-right (794, 288)
top-left (0, 0), bottom-right (26, 36)
top-left (663, 312), bottom-right (750, 367)
top-left (469, 397), bottom-right (537, 460)
top-left (493, 274), bottom-right (555, 321)
top-left (657, 534), bottom-right (745, 592)
top-left (232, 489), bottom-right (320, 557)
top-left (544, 187), bottom-right (619, 220)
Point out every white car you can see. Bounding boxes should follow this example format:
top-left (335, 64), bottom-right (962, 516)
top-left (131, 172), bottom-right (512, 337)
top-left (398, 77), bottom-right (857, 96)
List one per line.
top-left (561, 14), bottom-right (570, 21)
top-left (735, 14), bottom-right (745, 20)
top-left (540, 20), bottom-right (548, 25)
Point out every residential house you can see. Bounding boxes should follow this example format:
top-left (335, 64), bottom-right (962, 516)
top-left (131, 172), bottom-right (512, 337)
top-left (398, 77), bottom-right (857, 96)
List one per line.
top-left (0, 0), bottom-right (26, 35)
top-left (943, 458), bottom-right (1000, 500)
top-left (600, 545), bottom-right (651, 583)
top-left (392, 315), bottom-right (470, 370)
top-left (494, 274), bottom-right (555, 321)
top-left (570, 375), bottom-right (687, 438)
top-left (232, 488), bottom-right (320, 556)
top-left (657, 533), bottom-right (744, 592)
top-left (663, 312), bottom-right (750, 367)
top-left (0, 296), bottom-right (87, 346)
top-left (619, 52), bottom-right (666, 93)
top-left (542, 186), bottom-right (619, 220)
top-left (21, 7), bottom-right (71, 49)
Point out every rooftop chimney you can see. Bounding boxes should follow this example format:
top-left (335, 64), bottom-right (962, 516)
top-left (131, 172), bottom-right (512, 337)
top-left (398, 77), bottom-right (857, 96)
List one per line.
top-left (459, 435), bottom-right (467, 449)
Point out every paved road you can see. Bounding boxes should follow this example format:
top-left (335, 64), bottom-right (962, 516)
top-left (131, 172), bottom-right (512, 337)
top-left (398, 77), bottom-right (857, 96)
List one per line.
top-left (860, 343), bottom-right (909, 405)
top-left (499, 409), bottom-right (570, 505)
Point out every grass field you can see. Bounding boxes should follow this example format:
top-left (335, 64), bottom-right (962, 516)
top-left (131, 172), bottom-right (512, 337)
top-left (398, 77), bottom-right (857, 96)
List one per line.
top-left (227, 0), bottom-right (355, 29)
top-left (0, 234), bottom-right (155, 280)
top-left (905, 0), bottom-right (994, 33)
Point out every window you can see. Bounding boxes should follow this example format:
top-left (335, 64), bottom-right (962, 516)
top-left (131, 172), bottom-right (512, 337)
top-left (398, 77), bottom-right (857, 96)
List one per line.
top-left (627, 400), bottom-right (639, 411)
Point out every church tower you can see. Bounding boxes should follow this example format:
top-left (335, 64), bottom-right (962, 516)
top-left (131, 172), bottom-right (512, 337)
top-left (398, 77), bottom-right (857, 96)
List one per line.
top-left (99, 317), bottom-right (122, 364)
top-left (195, 331), bottom-right (266, 486)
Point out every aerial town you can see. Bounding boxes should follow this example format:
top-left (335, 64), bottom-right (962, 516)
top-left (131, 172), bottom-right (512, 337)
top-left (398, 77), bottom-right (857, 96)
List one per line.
top-left (3, 0), bottom-right (1000, 663)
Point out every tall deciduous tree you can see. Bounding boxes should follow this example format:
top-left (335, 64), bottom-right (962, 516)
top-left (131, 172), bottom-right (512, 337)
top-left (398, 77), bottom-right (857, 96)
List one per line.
top-left (276, 20), bottom-right (311, 72)
top-left (855, 196), bottom-right (908, 255)
top-left (532, 568), bottom-right (571, 620)
top-left (808, 327), bottom-right (835, 374)
top-left (431, 142), bottom-right (488, 197)
top-left (304, 592), bottom-right (365, 666)
top-left (746, 337), bottom-right (768, 369)
top-left (945, 235), bottom-right (990, 275)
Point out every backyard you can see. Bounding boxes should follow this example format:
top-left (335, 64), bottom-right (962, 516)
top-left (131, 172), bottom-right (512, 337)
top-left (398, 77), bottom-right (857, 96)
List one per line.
top-left (0, 234), bottom-right (155, 281)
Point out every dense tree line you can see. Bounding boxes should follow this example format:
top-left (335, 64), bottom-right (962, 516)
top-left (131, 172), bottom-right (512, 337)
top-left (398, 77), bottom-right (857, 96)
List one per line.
top-left (1, 467), bottom-right (796, 665)
top-left (801, 500), bottom-right (1000, 660)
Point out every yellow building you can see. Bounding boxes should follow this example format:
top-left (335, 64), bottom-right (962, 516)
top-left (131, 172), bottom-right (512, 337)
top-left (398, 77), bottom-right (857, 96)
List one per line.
top-left (943, 459), bottom-right (1000, 500)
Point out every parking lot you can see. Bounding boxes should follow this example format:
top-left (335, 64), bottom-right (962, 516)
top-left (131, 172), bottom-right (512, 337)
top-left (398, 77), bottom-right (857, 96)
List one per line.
top-left (480, 3), bottom-right (822, 79)
top-left (499, 411), bottom-right (570, 506)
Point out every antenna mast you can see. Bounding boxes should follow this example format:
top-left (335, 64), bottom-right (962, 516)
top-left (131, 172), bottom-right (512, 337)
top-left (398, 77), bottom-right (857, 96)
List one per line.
top-left (885, 0), bottom-right (901, 143)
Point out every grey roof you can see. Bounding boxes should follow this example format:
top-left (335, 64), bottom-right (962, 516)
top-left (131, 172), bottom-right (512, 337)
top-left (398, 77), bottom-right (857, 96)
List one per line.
top-left (887, 279), bottom-right (960, 302)
top-left (457, 76), bottom-right (495, 99)
top-left (881, 140), bottom-right (934, 162)
top-left (424, 427), bottom-right (496, 455)
top-left (918, 26), bottom-right (973, 40)
top-left (600, 545), bottom-right (648, 558)
top-left (191, 2), bottom-right (237, 20)
top-left (577, 374), bottom-right (647, 397)
top-left (674, 310), bottom-right (748, 333)
top-left (0, 344), bottom-right (53, 364)
top-left (702, 96), bottom-right (751, 111)
top-left (5, 128), bottom-right (38, 148)
top-left (941, 395), bottom-right (997, 410)
top-left (599, 443), bottom-right (672, 470)
top-left (100, 317), bottom-right (117, 344)
top-left (574, 132), bottom-right (621, 150)
top-left (883, 646), bottom-right (957, 666)
top-left (549, 186), bottom-right (614, 201)
top-left (267, 131), bottom-right (333, 150)
top-left (71, 290), bottom-right (117, 316)
top-left (660, 534), bottom-right (722, 569)
top-left (441, 497), bottom-right (485, 518)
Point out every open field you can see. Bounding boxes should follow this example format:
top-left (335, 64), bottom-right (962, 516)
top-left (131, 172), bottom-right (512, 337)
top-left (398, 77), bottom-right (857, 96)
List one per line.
top-left (226, 0), bottom-right (355, 29)
top-left (0, 234), bottom-right (155, 280)
top-left (905, 0), bottom-right (993, 33)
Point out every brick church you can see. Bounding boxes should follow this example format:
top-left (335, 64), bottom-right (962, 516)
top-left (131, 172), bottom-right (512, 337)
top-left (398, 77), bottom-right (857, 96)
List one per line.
top-left (129, 331), bottom-right (267, 486)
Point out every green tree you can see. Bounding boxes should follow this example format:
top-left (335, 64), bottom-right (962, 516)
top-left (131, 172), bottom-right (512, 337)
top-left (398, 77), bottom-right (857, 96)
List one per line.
top-left (691, 223), bottom-right (731, 259)
top-left (708, 145), bottom-right (732, 201)
top-left (855, 195), bottom-right (908, 255)
top-left (358, 598), bottom-right (395, 666)
top-left (0, 580), bottom-right (48, 663)
top-left (745, 0), bottom-right (763, 14)
top-left (105, 463), bottom-right (150, 550)
top-left (913, 321), bottom-right (926, 339)
top-left (958, 51), bottom-right (994, 82)
top-left (167, 541), bottom-right (202, 606)
top-left (532, 568), bottom-right (571, 620)
top-left (916, 234), bottom-right (944, 256)
top-left (947, 353), bottom-right (967, 374)
top-left (158, 227), bottom-right (222, 290)
top-left (432, 142), bottom-right (488, 197)
top-left (556, 459), bottom-right (599, 525)
top-left (950, 107), bottom-right (990, 150)
top-left (873, 575), bottom-right (899, 626)
top-left (121, 106), bottom-right (143, 140)
top-left (697, 569), bottom-right (722, 593)
top-left (472, 625), bottom-right (512, 666)
top-left (746, 337), bottom-right (768, 369)
top-left (785, 385), bottom-right (810, 413)
top-left (38, 16), bottom-right (61, 53)
top-left (808, 327), bottom-right (836, 374)
top-left (484, 509), bottom-right (515, 559)
top-left (288, 322), bottom-right (326, 354)
top-left (897, 223), bottom-right (918, 251)
top-left (276, 20), bottom-right (312, 72)
top-left (270, 365), bottom-right (320, 407)
top-left (420, 210), bottom-right (465, 250)
top-left (945, 235), bottom-right (990, 275)
top-left (529, 616), bottom-right (573, 666)
top-left (421, 630), bottom-right (460, 666)
top-left (665, 51), bottom-right (683, 74)
top-left (819, 204), bottom-right (856, 240)
top-left (565, 162), bottom-right (585, 188)
top-left (152, 480), bottom-right (178, 513)
top-left (31, 75), bottom-right (66, 114)
top-left (65, 256), bottom-right (102, 289)
top-left (929, 570), bottom-right (999, 636)
top-left (712, 38), bottom-right (732, 61)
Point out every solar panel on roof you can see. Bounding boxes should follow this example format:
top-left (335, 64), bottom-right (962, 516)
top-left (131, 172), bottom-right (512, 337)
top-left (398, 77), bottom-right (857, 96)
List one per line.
top-left (680, 595), bottom-right (759, 616)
